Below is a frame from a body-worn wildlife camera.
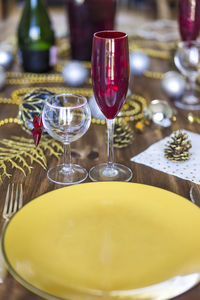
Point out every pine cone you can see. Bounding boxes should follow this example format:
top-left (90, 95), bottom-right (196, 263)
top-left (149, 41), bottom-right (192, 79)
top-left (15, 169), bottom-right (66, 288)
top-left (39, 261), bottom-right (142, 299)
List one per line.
top-left (113, 119), bottom-right (134, 148)
top-left (164, 130), bottom-right (192, 162)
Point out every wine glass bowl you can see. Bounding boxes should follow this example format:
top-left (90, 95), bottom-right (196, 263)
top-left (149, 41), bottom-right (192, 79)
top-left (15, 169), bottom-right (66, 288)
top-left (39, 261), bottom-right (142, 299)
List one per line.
top-left (174, 41), bottom-right (200, 110)
top-left (92, 31), bottom-right (129, 119)
top-left (42, 93), bottom-right (91, 185)
top-left (89, 30), bottom-right (133, 182)
top-left (178, 0), bottom-right (200, 42)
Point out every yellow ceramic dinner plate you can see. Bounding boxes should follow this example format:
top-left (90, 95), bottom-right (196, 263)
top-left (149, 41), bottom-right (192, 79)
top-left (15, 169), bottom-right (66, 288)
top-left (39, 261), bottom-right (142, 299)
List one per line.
top-left (2, 182), bottom-right (200, 300)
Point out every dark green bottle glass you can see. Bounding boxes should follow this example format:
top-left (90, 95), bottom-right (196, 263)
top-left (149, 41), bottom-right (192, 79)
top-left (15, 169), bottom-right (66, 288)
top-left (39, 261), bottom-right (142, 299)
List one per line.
top-left (18, 0), bottom-right (56, 73)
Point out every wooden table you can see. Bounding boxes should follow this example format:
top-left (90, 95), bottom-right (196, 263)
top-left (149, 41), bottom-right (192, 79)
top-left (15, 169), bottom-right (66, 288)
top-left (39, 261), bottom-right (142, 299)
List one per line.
top-left (0, 14), bottom-right (200, 300)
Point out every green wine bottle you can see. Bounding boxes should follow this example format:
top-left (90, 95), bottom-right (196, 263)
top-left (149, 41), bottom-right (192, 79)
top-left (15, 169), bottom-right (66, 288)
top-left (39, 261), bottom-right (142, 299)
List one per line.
top-left (18, 0), bottom-right (56, 73)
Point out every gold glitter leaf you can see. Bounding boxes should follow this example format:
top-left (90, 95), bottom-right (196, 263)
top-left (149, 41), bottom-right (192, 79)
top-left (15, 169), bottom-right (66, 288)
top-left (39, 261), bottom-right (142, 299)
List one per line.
top-left (0, 136), bottom-right (63, 182)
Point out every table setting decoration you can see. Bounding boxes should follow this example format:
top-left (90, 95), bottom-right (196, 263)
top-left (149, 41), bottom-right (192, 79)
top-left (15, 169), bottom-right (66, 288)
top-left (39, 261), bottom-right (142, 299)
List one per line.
top-left (161, 71), bottom-right (186, 99)
top-left (144, 99), bottom-right (175, 128)
top-left (1, 2), bottom-right (200, 299)
top-left (1, 182), bottom-right (200, 300)
top-left (62, 61), bottom-right (89, 87)
top-left (131, 129), bottom-right (200, 184)
top-left (0, 82), bottom-right (147, 182)
top-left (18, 88), bottom-right (55, 132)
top-left (0, 136), bottom-right (62, 182)
top-left (164, 130), bottom-right (192, 162)
top-left (178, 0), bottom-right (200, 42)
top-left (168, 0), bottom-right (200, 110)
top-left (0, 50), bottom-right (14, 70)
top-left (89, 30), bottom-right (132, 182)
top-left (41, 93), bottom-right (91, 185)
top-left (0, 183), bottom-right (23, 282)
top-left (129, 50), bottom-right (150, 76)
top-left (187, 112), bottom-right (200, 124)
top-left (110, 119), bottom-right (134, 149)
top-left (174, 40), bottom-right (200, 110)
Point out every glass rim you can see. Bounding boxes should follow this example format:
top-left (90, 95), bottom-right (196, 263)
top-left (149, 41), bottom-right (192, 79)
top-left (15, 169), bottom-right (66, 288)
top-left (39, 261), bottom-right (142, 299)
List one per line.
top-left (45, 93), bottom-right (88, 110)
top-left (94, 30), bottom-right (127, 40)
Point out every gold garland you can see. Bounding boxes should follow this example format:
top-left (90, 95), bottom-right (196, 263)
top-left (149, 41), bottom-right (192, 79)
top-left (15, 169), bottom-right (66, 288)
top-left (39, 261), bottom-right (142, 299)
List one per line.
top-left (0, 118), bottom-right (22, 127)
top-left (4, 42), bottom-right (170, 85)
top-left (2, 35), bottom-right (175, 85)
top-left (144, 70), bottom-right (164, 80)
top-left (10, 87), bottom-right (93, 102)
top-left (0, 97), bottom-right (19, 105)
top-left (6, 72), bottom-right (64, 85)
top-left (0, 87), bottom-right (147, 126)
top-left (5, 69), bottom-right (165, 84)
top-left (5, 71), bottom-right (92, 85)
top-left (0, 87), bottom-right (93, 107)
top-left (129, 43), bottom-right (170, 60)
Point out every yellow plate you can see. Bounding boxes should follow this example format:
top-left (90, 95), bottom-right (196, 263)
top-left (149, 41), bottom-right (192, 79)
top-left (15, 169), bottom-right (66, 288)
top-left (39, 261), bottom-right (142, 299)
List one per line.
top-left (2, 182), bottom-right (200, 300)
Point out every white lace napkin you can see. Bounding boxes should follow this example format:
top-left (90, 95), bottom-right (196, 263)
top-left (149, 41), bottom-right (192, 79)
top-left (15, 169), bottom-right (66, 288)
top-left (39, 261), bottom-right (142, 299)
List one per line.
top-left (131, 129), bottom-right (200, 184)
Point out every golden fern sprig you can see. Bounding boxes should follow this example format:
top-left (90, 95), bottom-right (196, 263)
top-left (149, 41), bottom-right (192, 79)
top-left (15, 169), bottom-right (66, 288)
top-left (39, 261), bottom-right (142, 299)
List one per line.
top-left (22, 151), bottom-right (47, 169)
top-left (0, 161), bottom-right (12, 180)
top-left (15, 153), bottom-right (33, 174)
top-left (7, 158), bottom-right (27, 176)
top-left (0, 135), bottom-right (62, 182)
top-left (0, 142), bottom-right (47, 169)
top-left (39, 139), bottom-right (63, 159)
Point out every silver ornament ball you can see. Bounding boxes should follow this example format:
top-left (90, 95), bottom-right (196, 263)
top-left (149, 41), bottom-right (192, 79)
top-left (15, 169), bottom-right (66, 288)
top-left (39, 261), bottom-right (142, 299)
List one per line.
top-left (0, 66), bottom-right (6, 90)
top-left (0, 51), bottom-right (13, 70)
top-left (145, 99), bottom-right (174, 127)
top-left (161, 71), bottom-right (186, 99)
top-left (88, 95), bottom-right (106, 121)
top-left (62, 61), bottom-right (88, 87)
top-left (129, 51), bottom-right (150, 76)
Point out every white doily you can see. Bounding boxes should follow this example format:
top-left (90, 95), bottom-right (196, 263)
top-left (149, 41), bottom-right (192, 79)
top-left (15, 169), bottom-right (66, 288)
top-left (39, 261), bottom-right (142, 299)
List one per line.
top-left (131, 130), bottom-right (200, 184)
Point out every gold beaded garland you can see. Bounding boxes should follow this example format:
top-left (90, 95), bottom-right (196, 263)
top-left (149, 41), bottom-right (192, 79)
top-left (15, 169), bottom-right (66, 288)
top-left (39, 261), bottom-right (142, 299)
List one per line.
top-left (0, 118), bottom-right (22, 127)
top-left (0, 87), bottom-right (147, 127)
top-left (10, 87), bottom-right (93, 103)
top-left (3, 35), bottom-right (176, 86)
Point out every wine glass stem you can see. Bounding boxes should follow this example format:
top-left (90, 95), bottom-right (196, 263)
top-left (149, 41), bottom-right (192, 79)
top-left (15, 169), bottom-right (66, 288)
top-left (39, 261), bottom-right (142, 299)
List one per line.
top-left (106, 118), bottom-right (115, 168)
top-left (189, 77), bottom-right (196, 94)
top-left (63, 143), bottom-right (72, 167)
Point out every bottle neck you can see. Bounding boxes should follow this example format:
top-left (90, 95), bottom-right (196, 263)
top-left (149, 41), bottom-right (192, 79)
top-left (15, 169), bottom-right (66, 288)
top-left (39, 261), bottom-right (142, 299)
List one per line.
top-left (26, 0), bottom-right (45, 9)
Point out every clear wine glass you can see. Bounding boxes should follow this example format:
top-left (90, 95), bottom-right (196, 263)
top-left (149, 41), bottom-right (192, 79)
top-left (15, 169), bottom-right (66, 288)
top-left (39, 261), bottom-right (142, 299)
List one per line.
top-left (89, 31), bottom-right (133, 182)
top-left (42, 93), bottom-right (91, 185)
top-left (174, 41), bottom-right (200, 110)
top-left (178, 0), bottom-right (200, 42)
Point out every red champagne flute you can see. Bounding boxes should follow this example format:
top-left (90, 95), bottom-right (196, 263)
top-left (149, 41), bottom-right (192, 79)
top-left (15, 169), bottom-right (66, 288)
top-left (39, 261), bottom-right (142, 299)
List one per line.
top-left (89, 31), bottom-right (133, 182)
top-left (179, 0), bottom-right (200, 41)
